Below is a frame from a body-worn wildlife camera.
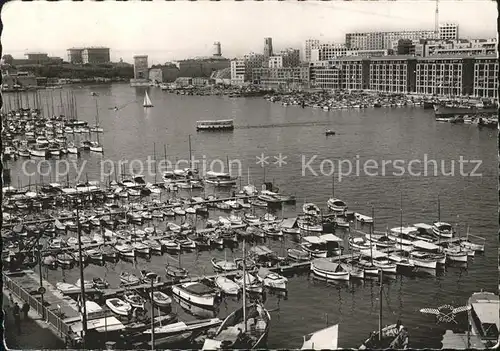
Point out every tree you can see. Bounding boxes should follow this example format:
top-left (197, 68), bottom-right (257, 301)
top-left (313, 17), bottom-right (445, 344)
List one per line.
top-left (2, 54), bottom-right (13, 65)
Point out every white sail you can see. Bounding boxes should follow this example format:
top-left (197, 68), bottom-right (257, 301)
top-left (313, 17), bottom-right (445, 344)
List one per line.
top-left (301, 324), bottom-right (339, 350)
top-left (144, 91), bottom-right (153, 107)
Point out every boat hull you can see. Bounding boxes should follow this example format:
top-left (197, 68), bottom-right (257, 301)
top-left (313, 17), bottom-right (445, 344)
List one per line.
top-left (171, 285), bottom-right (216, 308)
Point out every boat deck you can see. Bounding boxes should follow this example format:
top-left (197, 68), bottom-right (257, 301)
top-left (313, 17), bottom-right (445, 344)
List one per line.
top-left (440, 330), bottom-right (485, 349)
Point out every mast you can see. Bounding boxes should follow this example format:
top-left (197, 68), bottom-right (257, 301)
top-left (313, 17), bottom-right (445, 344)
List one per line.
top-left (188, 135), bottom-right (192, 169)
top-left (76, 204), bottom-right (88, 347)
top-left (95, 99), bottom-right (100, 144)
top-left (332, 172), bottom-right (335, 198)
top-left (437, 194), bottom-right (441, 245)
top-left (150, 278), bottom-right (155, 350)
top-left (378, 269), bottom-right (383, 342)
top-left (400, 192), bottom-right (403, 251)
top-left (154, 143), bottom-right (157, 184)
top-left (242, 238), bottom-right (247, 333)
top-left (370, 207), bottom-right (374, 265)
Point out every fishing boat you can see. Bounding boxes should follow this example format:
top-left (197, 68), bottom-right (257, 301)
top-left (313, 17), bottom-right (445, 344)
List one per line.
top-left (303, 203), bottom-right (321, 217)
top-left (143, 239), bottom-right (163, 254)
top-left (349, 236), bottom-right (375, 251)
top-left (468, 291), bottom-right (499, 348)
top-left (132, 241), bottom-right (151, 255)
top-left (151, 290), bottom-right (172, 308)
top-left (92, 277), bottom-right (109, 289)
top-left (56, 282), bottom-right (78, 294)
top-left (215, 276), bottom-right (240, 296)
top-left (106, 298), bottom-right (132, 316)
top-left (171, 282), bottom-right (220, 308)
top-left (460, 226), bottom-right (485, 252)
top-left (360, 249), bottom-right (397, 274)
top-left (204, 171), bottom-right (237, 187)
top-left (144, 91), bottom-right (153, 108)
top-left (119, 271), bottom-right (141, 286)
top-left (360, 271), bottom-right (409, 349)
top-left (297, 217), bottom-right (323, 232)
top-left (141, 270), bottom-right (161, 284)
top-left (234, 272), bottom-right (263, 294)
top-left (256, 267), bottom-right (288, 290)
top-left (211, 257), bottom-right (238, 272)
top-left (311, 258), bottom-right (350, 281)
top-left (287, 248), bottom-right (310, 262)
top-left (56, 252), bottom-right (74, 266)
top-left (327, 198), bottom-right (347, 213)
top-left (146, 318), bottom-right (222, 346)
top-left (355, 213), bottom-right (374, 224)
top-left (365, 233), bottom-right (396, 249)
top-left (432, 222), bottom-right (454, 238)
top-left (202, 303), bottom-right (270, 349)
top-left (165, 265), bottom-right (189, 279)
top-left (101, 245), bottom-right (118, 260)
top-left (75, 278), bottom-right (93, 290)
top-left (124, 291), bottom-right (146, 309)
top-left (300, 236), bottom-right (328, 258)
top-left (114, 242), bottom-right (135, 258)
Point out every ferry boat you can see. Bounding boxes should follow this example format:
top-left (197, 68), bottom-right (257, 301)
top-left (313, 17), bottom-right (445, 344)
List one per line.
top-left (196, 119), bottom-right (234, 131)
top-left (468, 291), bottom-right (499, 348)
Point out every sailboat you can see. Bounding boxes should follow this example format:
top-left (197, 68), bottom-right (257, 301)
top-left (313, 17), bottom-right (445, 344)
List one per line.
top-left (144, 90), bottom-right (153, 108)
top-left (90, 99), bottom-right (103, 153)
top-left (202, 239), bottom-right (271, 350)
top-left (359, 271), bottom-right (409, 349)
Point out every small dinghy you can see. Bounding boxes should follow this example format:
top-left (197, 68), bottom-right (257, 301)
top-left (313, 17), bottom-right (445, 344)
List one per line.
top-left (124, 291), bottom-right (146, 309)
top-left (120, 271), bottom-right (141, 286)
top-left (151, 290), bottom-right (172, 307)
top-left (256, 267), bottom-right (288, 290)
top-left (214, 276), bottom-right (240, 296)
top-left (325, 129), bottom-right (336, 136)
top-left (141, 270), bottom-right (161, 284)
top-left (106, 297), bottom-right (132, 316)
top-left (287, 248), bottom-right (310, 261)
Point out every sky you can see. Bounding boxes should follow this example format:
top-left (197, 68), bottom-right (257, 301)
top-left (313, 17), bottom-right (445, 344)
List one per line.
top-left (1, 0), bottom-right (497, 65)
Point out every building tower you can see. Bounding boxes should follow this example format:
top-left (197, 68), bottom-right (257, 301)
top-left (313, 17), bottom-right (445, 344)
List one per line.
top-left (133, 55), bottom-right (149, 80)
top-left (264, 38), bottom-right (273, 59)
top-left (435, 0), bottom-right (439, 34)
top-left (213, 42), bottom-right (222, 57)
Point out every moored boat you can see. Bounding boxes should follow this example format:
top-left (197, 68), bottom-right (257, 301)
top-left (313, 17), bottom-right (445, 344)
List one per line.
top-left (171, 282), bottom-right (220, 308)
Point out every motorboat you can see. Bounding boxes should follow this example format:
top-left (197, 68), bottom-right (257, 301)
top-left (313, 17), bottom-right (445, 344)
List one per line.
top-left (202, 303), bottom-right (270, 349)
top-left (56, 252), bottom-right (74, 266)
top-left (120, 271), bottom-right (141, 286)
top-left (327, 198), bottom-right (347, 213)
top-left (106, 298), bottom-right (132, 316)
top-left (432, 222), bottom-right (454, 238)
top-left (319, 233), bottom-right (343, 256)
top-left (214, 276), bottom-right (240, 296)
top-left (297, 217), bottom-right (323, 232)
top-left (124, 291), bottom-right (146, 309)
top-left (92, 277), bottom-right (109, 289)
top-left (468, 291), bottom-right (499, 348)
top-left (365, 233), bottom-right (396, 249)
top-left (171, 282), bottom-right (220, 308)
top-left (311, 258), bottom-right (350, 281)
top-left (151, 290), bottom-right (172, 308)
top-left (256, 267), bottom-right (288, 290)
top-left (132, 242), bottom-right (151, 255)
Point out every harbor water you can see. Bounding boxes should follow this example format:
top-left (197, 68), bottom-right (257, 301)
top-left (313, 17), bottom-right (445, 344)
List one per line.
top-left (5, 84), bottom-right (498, 349)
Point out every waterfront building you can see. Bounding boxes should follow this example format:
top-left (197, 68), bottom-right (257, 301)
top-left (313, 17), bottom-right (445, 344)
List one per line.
top-left (133, 55), bottom-right (149, 80)
top-left (346, 30), bottom-right (438, 50)
top-left (171, 57), bottom-right (230, 78)
top-left (315, 43), bottom-right (348, 61)
top-left (82, 47), bottom-right (110, 64)
top-left (2, 71), bottom-right (37, 88)
top-left (251, 65), bottom-right (309, 90)
top-left (346, 49), bottom-right (391, 58)
top-left (213, 42), bottom-right (222, 57)
top-left (67, 48), bottom-right (84, 64)
top-left (231, 53), bottom-right (266, 85)
top-left (305, 39), bottom-right (320, 62)
top-left (439, 23), bottom-right (459, 40)
top-left (264, 37), bottom-right (274, 59)
top-left (311, 57), bottom-right (369, 91)
top-left (424, 38), bottom-right (497, 57)
top-left (148, 64), bottom-right (180, 83)
top-left (25, 52), bottom-right (49, 63)
top-left (369, 56), bottom-right (417, 93)
top-left (415, 56), bottom-right (473, 97)
top-left (210, 67), bottom-right (231, 85)
top-left (473, 56), bottom-right (498, 99)
top-left (279, 48), bottom-right (301, 67)
top-left (268, 56), bottom-right (283, 68)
